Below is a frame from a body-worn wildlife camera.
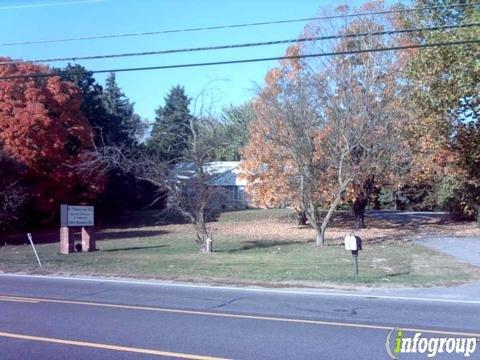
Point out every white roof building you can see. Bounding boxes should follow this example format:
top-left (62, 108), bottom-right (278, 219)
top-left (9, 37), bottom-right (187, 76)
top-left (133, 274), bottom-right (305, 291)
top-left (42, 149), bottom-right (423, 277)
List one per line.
top-left (206, 161), bottom-right (247, 187)
top-left (173, 161), bottom-right (246, 186)
top-left (172, 161), bottom-right (249, 209)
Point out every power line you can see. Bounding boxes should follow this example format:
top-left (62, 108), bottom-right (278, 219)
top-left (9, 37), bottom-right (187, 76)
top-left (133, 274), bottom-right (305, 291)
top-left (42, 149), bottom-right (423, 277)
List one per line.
top-left (0, 0), bottom-right (105, 10)
top-left (1, 2), bottom-right (478, 46)
top-left (0, 39), bottom-right (478, 80)
top-left (1, 23), bottom-right (478, 66)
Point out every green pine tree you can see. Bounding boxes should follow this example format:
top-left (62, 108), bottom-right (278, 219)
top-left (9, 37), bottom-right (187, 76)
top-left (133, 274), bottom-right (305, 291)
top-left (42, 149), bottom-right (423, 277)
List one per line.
top-left (102, 72), bottom-right (144, 146)
top-left (59, 64), bottom-right (117, 146)
top-left (147, 85), bottom-right (192, 161)
top-left (211, 102), bottom-right (254, 161)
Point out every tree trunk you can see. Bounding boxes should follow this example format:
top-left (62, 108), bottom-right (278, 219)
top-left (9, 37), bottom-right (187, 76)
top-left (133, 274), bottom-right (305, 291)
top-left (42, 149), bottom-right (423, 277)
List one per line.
top-left (304, 208), bottom-right (323, 247)
top-left (352, 175), bottom-right (374, 229)
top-left (315, 229), bottom-right (324, 247)
top-left (297, 210), bottom-right (307, 226)
top-left (194, 212), bottom-right (213, 252)
top-left (353, 196), bottom-right (367, 229)
top-left (319, 180), bottom-right (349, 247)
top-left (310, 219), bottom-right (323, 247)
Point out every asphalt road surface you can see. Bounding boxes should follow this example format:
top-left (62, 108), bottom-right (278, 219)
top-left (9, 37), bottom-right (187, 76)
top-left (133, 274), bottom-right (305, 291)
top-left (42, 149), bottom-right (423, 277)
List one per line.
top-left (367, 210), bottom-right (447, 225)
top-left (417, 236), bottom-right (480, 267)
top-left (0, 274), bottom-right (479, 359)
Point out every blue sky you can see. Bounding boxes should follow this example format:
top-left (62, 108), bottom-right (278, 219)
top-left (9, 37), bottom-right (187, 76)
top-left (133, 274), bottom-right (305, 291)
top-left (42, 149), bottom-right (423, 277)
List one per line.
top-left (0, 0), bottom-right (363, 120)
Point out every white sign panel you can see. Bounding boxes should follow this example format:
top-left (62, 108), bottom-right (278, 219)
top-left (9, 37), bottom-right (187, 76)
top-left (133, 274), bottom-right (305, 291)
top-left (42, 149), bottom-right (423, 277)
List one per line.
top-left (67, 206), bottom-right (94, 226)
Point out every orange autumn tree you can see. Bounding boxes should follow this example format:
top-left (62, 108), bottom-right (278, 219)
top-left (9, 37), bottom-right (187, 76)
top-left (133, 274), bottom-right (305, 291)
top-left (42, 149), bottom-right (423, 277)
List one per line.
top-left (0, 58), bottom-right (103, 217)
top-left (242, 51), bottom-right (305, 212)
top-left (243, 2), bottom-right (414, 244)
top-left (302, 2), bottom-right (414, 229)
top-left (242, 45), bottom-right (345, 246)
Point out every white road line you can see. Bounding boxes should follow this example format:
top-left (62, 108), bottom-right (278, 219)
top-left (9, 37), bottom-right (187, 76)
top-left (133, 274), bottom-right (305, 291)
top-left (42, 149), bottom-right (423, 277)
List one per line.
top-left (0, 331), bottom-right (228, 360)
top-left (0, 296), bottom-right (39, 303)
top-left (0, 273), bottom-right (479, 304)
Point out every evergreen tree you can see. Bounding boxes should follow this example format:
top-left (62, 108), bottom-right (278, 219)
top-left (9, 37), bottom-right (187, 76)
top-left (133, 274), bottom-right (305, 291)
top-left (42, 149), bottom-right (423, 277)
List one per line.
top-left (210, 102), bottom-right (254, 161)
top-left (147, 85), bottom-right (192, 161)
top-left (60, 68), bottom-right (154, 212)
top-left (59, 67), bottom-right (144, 147)
top-left (59, 64), bottom-right (113, 145)
top-left (102, 72), bottom-right (144, 146)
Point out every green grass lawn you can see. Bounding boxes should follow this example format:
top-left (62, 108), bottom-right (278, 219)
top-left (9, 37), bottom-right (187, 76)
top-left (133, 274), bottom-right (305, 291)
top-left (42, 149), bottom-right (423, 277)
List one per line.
top-left (1, 209), bottom-right (479, 287)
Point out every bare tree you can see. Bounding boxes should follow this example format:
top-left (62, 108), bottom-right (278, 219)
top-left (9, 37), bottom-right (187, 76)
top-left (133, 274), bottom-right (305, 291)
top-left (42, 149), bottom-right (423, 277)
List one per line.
top-left (80, 89), bottom-right (226, 252)
top-left (168, 115), bottom-right (223, 250)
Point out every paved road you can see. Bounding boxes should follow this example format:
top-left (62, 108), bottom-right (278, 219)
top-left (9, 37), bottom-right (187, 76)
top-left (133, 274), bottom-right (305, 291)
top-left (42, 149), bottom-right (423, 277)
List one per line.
top-left (0, 275), bottom-right (479, 359)
top-left (367, 210), bottom-right (447, 224)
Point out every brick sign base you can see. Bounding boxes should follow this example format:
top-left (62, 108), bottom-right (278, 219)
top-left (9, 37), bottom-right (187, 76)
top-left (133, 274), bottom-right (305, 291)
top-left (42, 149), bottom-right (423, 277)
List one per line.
top-left (60, 204), bottom-right (96, 254)
top-left (60, 227), bottom-right (73, 254)
top-left (60, 226), bottom-right (95, 254)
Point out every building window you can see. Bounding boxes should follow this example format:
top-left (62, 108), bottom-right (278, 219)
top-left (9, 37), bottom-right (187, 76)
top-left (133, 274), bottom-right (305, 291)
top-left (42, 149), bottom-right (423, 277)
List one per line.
top-left (236, 186), bottom-right (245, 201)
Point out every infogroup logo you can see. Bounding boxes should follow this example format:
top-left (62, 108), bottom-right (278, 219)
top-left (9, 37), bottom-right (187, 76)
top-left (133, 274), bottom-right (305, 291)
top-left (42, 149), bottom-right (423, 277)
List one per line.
top-left (385, 329), bottom-right (478, 359)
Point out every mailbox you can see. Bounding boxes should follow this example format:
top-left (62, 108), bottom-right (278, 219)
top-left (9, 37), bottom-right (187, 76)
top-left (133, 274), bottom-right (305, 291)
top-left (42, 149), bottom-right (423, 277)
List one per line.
top-left (344, 233), bottom-right (362, 251)
top-left (345, 233), bottom-right (362, 276)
